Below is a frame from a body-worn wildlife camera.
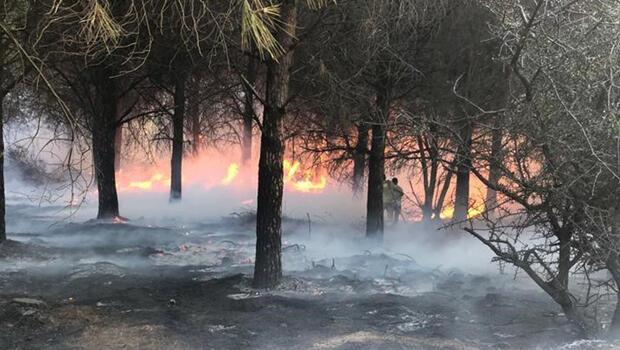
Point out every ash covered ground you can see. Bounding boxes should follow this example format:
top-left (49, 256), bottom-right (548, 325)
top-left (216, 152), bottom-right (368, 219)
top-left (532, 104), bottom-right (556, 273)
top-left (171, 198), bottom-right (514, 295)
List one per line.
top-left (0, 202), bottom-right (613, 350)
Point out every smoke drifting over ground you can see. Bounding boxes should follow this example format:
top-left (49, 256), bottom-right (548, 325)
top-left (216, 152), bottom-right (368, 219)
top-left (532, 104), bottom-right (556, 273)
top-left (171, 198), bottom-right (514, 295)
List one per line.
top-left (2, 192), bottom-right (612, 349)
top-left (0, 137), bottom-right (614, 349)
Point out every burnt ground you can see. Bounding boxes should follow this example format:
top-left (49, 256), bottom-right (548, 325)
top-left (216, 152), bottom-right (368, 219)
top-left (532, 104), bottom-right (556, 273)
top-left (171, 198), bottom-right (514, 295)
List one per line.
top-left (0, 204), bottom-right (613, 350)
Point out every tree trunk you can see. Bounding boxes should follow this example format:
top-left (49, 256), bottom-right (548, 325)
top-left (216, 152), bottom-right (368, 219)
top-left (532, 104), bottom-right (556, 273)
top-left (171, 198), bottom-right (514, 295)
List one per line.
top-left (114, 125), bottom-right (122, 170)
top-left (454, 120), bottom-right (472, 221)
top-left (419, 136), bottom-right (440, 222)
top-left (92, 70), bottom-right (120, 220)
top-left (608, 255), bottom-right (620, 335)
top-left (352, 123), bottom-right (369, 194)
top-left (434, 165), bottom-right (454, 219)
top-left (485, 119), bottom-right (502, 216)
top-left (113, 85), bottom-right (138, 169)
top-left (242, 51), bottom-right (258, 164)
top-left (190, 100), bottom-right (201, 156)
top-left (170, 72), bottom-right (186, 202)
top-left (559, 302), bottom-right (589, 338)
top-left (553, 230), bottom-right (590, 336)
top-left (607, 209), bottom-right (620, 335)
top-left (253, 0), bottom-right (297, 289)
top-left (366, 124), bottom-right (385, 238)
top-left (0, 97), bottom-right (5, 242)
top-left (519, 232), bottom-right (590, 337)
top-left (366, 91), bottom-right (389, 239)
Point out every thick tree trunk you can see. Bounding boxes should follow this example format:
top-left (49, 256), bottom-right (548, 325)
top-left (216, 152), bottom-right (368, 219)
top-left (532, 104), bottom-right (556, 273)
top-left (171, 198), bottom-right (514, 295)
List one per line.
top-left (170, 73), bottom-right (186, 202)
top-left (352, 123), bottom-right (369, 194)
top-left (366, 124), bottom-right (385, 238)
top-left (253, 0), bottom-right (297, 289)
top-left (366, 91), bottom-right (389, 239)
top-left (242, 52), bottom-right (258, 164)
top-left (92, 70), bottom-right (120, 220)
top-left (454, 121), bottom-right (472, 221)
top-left (485, 120), bottom-right (502, 216)
top-left (0, 98), bottom-right (5, 242)
top-left (114, 125), bottom-right (122, 170)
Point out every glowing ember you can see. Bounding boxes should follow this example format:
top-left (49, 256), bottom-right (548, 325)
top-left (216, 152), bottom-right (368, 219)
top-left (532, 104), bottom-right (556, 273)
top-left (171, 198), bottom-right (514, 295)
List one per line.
top-left (222, 163), bottom-right (240, 185)
top-left (112, 216), bottom-right (126, 224)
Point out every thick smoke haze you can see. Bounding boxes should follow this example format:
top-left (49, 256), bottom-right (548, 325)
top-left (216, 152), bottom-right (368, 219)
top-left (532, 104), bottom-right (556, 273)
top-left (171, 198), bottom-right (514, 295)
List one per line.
top-left (1, 124), bottom-right (606, 350)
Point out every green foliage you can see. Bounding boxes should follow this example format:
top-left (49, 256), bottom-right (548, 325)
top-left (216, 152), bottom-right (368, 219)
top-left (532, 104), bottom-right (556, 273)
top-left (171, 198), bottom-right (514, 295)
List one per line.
top-left (240, 0), bottom-right (334, 60)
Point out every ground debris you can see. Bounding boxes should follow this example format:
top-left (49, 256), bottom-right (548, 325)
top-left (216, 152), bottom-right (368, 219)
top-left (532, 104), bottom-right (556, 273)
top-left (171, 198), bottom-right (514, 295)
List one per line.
top-left (69, 262), bottom-right (126, 280)
top-left (556, 339), bottom-right (614, 349)
top-left (309, 330), bottom-right (479, 350)
top-left (12, 297), bottom-right (46, 307)
top-left (0, 240), bottom-right (53, 260)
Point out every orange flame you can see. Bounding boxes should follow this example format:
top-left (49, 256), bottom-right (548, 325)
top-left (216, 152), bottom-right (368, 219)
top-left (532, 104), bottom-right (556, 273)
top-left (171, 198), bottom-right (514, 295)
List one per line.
top-left (116, 152), bottom-right (329, 195)
top-left (283, 159), bottom-right (327, 193)
top-left (123, 172), bottom-right (170, 191)
top-left (222, 163), bottom-right (240, 185)
top-left (439, 202), bottom-right (486, 220)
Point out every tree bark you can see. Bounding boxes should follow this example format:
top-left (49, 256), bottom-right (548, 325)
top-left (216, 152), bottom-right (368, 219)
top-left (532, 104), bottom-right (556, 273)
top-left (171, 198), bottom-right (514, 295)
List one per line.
top-left (253, 0), bottom-right (297, 289)
top-left (352, 123), bottom-right (369, 194)
top-left (419, 135), bottom-right (440, 221)
top-left (485, 121), bottom-right (502, 216)
top-left (91, 69), bottom-right (120, 220)
top-left (242, 51), bottom-right (258, 164)
top-left (114, 124), bottom-right (122, 170)
top-left (190, 99), bottom-right (201, 156)
top-left (607, 209), bottom-right (620, 335)
top-left (366, 124), bottom-right (385, 238)
top-left (608, 256), bottom-right (620, 335)
top-left (454, 120), bottom-right (472, 221)
top-left (170, 72), bottom-right (186, 202)
top-left (552, 228), bottom-right (590, 336)
top-left (366, 91), bottom-right (389, 239)
top-left (434, 166), bottom-right (454, 219)
top-left (0, 97), bottom-right (5, 242)
top-left (113, 85), bottom-right (138, 169)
